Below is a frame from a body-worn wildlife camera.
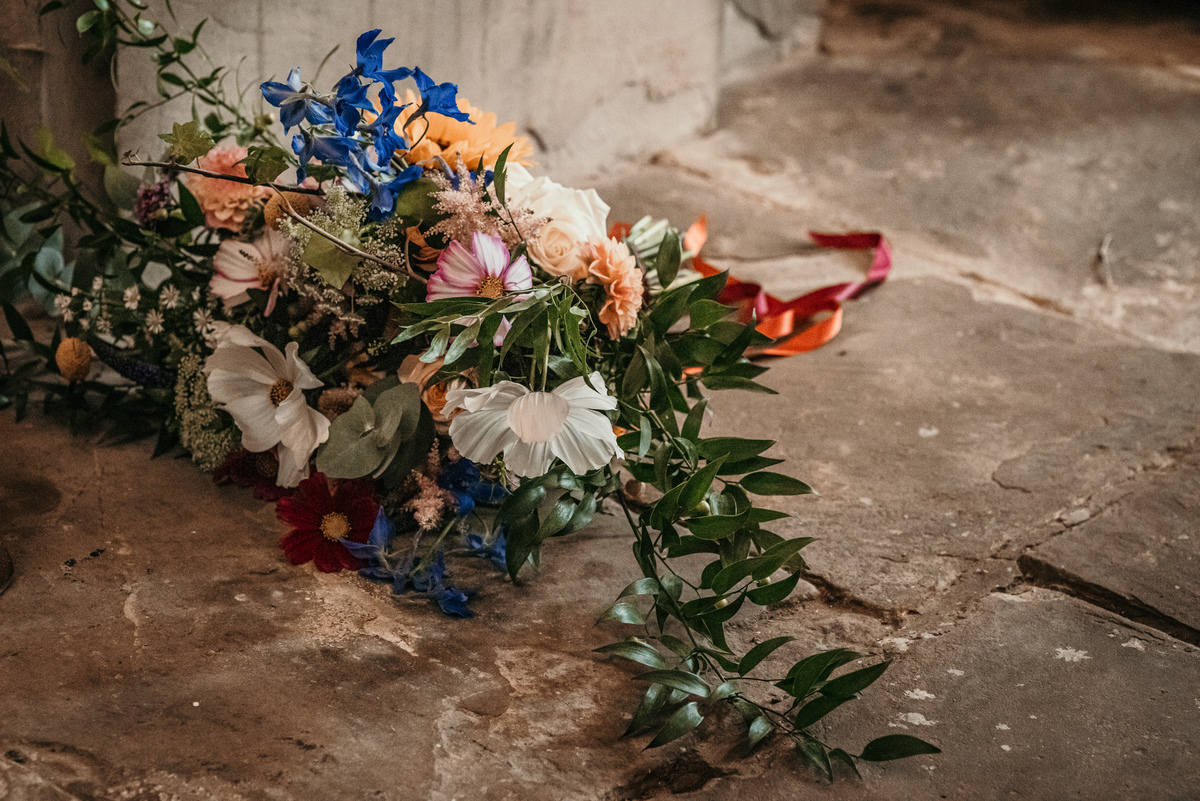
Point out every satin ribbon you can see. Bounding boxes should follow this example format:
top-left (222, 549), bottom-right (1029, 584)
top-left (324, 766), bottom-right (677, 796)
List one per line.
top-left (612, 221), bottom-right (891, 357)
top-left (692, 231), bottom-right (891, 357)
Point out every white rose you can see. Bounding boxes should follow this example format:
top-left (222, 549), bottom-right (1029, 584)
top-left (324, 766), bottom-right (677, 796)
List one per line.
top-left (504, 165), bottom-right (610, 279)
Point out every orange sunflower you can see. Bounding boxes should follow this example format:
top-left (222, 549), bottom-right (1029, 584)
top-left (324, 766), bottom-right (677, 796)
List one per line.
top-left (399, 90), bottom-right (535, 170)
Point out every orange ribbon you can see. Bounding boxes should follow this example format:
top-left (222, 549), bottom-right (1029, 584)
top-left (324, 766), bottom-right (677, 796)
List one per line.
top-left (613, 220), bottom-right (892, 358)
top-left (692, 231), bottom-right (891, 357)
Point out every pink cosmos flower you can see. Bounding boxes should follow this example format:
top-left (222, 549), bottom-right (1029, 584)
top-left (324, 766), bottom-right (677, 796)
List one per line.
top-left (426, 232), bottom-right (533, 302)
top-left (211, 229), bottom-right (292, 315)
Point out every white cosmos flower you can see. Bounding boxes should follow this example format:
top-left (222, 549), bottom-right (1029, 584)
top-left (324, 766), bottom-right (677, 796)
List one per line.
top-left (444, 371), bottom-right (622, 478)
top-left (204, 323), bottom-right (330, 487)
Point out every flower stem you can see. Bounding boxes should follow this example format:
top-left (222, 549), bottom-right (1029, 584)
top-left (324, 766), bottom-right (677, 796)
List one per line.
top-left (120, 158), bottom-right (325, 196)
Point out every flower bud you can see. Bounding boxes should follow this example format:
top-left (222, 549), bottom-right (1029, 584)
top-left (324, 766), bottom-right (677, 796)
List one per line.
top-left (263, 191), bottom-right (315, 230)
top-left (714, 597), bottom-right (731, 610)
top-left (55, 337), bottom-right (92, 382)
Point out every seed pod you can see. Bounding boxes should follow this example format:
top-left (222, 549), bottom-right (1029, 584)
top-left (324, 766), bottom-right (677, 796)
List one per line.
top-left (56, 337), bottom-right (93, 382)
top-left (317, 387), bottom-right (360, 420)
top-left (263, 191), bottom-right (315, 230)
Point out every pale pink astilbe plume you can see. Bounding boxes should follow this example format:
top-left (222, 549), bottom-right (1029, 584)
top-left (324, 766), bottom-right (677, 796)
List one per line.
top-left (185, 144), bottom-right (271, 231)
top-left (404, 444), bottom-right (453, 530)
top-left (429, 163), bottom-right (544, 249)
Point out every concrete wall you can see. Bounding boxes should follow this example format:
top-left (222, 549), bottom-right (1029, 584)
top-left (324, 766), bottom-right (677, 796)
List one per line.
top-left (114, 0), bottom-right (729, 181)
top-left (0, 0), bottom-right (116, 201)
top-left (1, 1), bottom-right (828, 185)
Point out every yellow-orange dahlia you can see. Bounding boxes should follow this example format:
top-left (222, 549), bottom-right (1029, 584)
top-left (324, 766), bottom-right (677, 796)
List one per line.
top-left (399, 91), bottom-right (535, 170)
top-left (582, 238), bottom-right (644, 339)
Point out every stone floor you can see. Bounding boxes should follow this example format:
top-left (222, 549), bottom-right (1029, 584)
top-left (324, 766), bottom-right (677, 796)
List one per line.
top-left (3, 2), bottom-right (1200, 799)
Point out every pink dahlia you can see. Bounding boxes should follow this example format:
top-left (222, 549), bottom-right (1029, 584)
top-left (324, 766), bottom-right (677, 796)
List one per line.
top-left (426, 232), bottom-right (533, 301)
top-left (276, 473), bottom-right (378, 573)
top-left (185, 144), bottom-right (271, 231)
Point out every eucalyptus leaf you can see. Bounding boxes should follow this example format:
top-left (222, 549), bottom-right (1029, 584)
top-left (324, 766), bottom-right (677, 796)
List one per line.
top-left (314, 397), bottom-right (382, 478)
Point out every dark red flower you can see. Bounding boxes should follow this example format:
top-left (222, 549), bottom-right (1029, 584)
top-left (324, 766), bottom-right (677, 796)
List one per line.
top-left (276, 473), bottom-right (379, 573)
top-left (214, 448), bottom-right (291, 502)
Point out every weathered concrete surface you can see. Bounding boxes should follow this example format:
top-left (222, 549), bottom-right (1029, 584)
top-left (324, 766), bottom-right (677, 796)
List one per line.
top-left (1022, 448), bottom-right (1200, 644)
top-left (0, 422), bottom-right (667, 800)
top-left (5, 2), bottom-right (1200, 799)
top-left (614, 18), bottom-right (1200, 352)
top-left (676, 590), bottom-right (1200, 800)
top-left (672, 275), bottom-right (1196, 615)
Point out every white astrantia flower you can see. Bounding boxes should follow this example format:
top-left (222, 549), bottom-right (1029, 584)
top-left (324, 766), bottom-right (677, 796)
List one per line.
top-left (204, 323), bottom-right (330, 487)
top-left (443, 371), bottom-right (622, 478)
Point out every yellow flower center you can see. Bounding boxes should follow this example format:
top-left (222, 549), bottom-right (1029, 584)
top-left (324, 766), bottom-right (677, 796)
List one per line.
top-left (256, 262), bottom-right (278, 287)
top-left (319, 512), bottom-right (351, 542)
top-left (476, 275), bottom-right (504, 299)
top-left (268, 378), bottom-right (293, 406)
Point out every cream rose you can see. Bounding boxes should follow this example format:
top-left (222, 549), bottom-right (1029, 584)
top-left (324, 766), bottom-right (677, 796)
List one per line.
top-left (504, 165), bottom-right (610, 279)
top-left (526, 220), bottom-right (590, 280)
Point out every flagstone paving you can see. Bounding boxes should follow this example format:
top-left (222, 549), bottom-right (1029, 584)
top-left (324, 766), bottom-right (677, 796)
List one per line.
top-left (3, 3), bottom-right (1200, 799)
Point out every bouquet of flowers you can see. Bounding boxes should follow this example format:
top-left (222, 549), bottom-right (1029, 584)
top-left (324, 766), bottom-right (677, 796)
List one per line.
top-left (0, 8), bottom-right (936, 777)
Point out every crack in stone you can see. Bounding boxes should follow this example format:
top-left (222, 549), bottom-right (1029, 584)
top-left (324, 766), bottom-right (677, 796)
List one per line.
top-left (991, 473), bottom-right (1032, 493)
top-left (804, 573), bottom-right (905, 625)
top-left (1017, 554), bottom-right (1200, 647)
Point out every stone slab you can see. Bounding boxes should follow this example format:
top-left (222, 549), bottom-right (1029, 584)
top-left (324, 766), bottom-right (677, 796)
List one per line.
top-left (673, 589), bottom-right (1200, 800)
top-left (693, 275), bottom-right (1200, 613)
top-left (1021, 449), bottom-right (1200, 644)
top-left (0, 421), bottom-right (675, 800)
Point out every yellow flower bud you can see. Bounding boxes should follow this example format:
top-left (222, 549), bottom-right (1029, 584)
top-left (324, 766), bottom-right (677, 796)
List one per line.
top-left (55, 338), bottom-right (92, 382)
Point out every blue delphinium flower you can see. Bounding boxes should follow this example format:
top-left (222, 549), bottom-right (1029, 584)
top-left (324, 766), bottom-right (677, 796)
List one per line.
top-left (290, 131), bottom-right (361, 182)
top-left (435, 587), bottom-right (476, 618)
top-left (265, 30), bottom-right (479, 224)
top-left (341, 508), bottom-right (396, 582)
top-left (362, 100), bottom-right (408, 165)
top-left (392, 548), bottom-right (476, 618)
top-left (365, 165), bottom-right (423, 222)
top-left (465, 529), bottom-right (507, 573)
top-left (409, 549), bottom-right (446, 593)
top-left (260, 67), bottom-right (334, 131)
top-left (438, 458), bottom-right (508, 519)
top-left (409, 67), bottom-right (472, 122)
top-left (331, 74), bottom-right (373, 136)
top-left (353, 30), bottom-right (413, 85)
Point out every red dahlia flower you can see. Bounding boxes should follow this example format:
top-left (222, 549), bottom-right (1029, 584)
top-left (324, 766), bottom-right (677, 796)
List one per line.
top-left (276, 473), bottom-right (379, 572)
